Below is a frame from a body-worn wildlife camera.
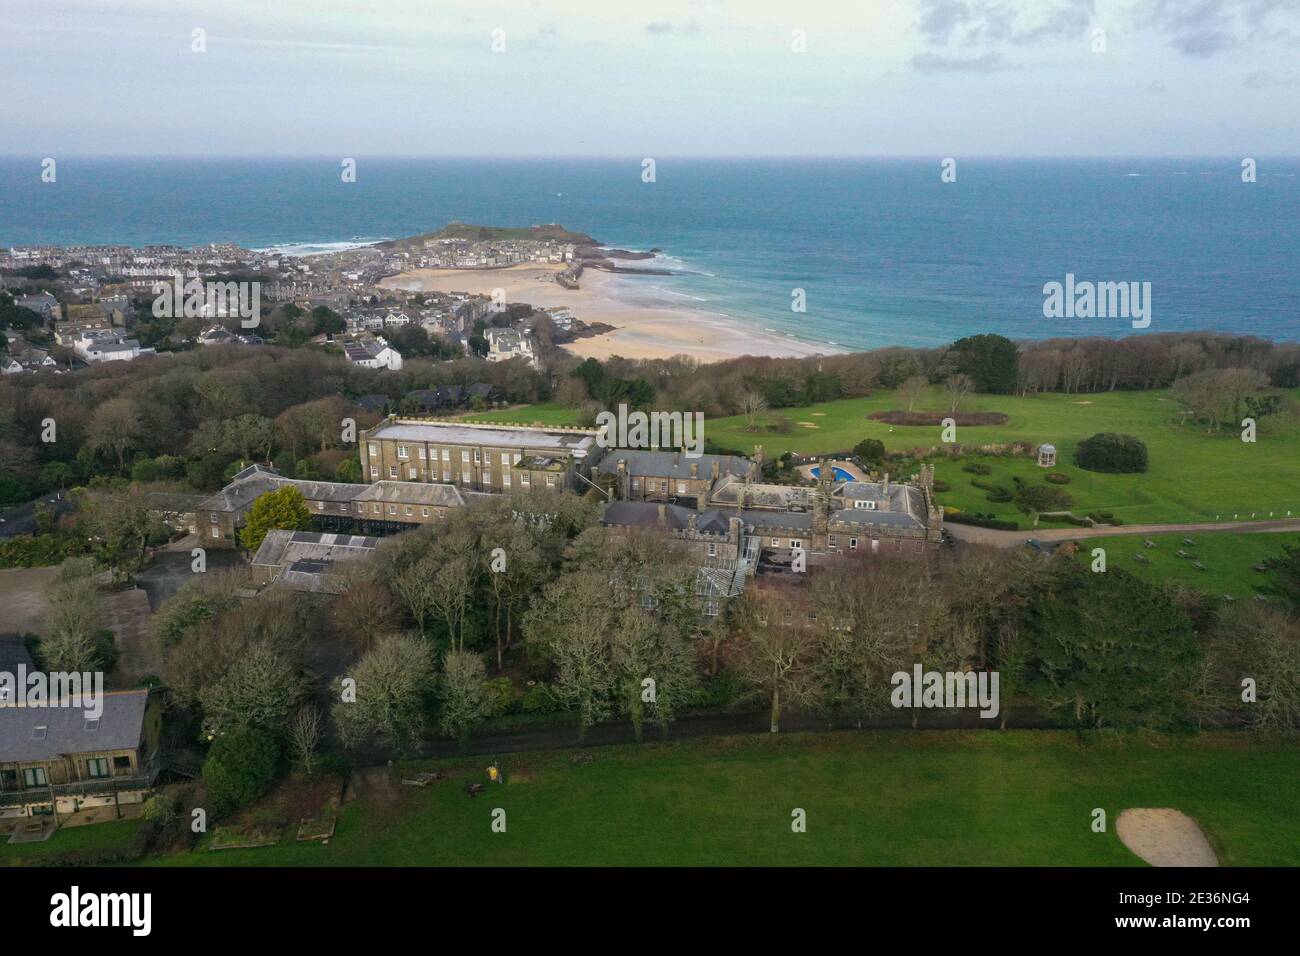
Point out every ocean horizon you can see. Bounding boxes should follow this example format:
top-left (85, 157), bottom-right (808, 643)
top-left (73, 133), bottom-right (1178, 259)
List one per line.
top-left (3, 156), bottom-right (1297, 350)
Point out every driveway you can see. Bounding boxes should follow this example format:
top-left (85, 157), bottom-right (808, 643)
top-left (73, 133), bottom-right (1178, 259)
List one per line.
top-left (946, 517), bottom-right (1300, 549)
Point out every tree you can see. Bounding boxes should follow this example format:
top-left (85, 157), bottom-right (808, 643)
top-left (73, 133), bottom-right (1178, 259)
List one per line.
top-left (333, 634), bottom-right (435, 753)
top-left (40, 564), bottom-right (107, 672)
top-left (852, 438), bottom-right (886, 468)
top-left (1257, 543), bottom-right (1300, 613)
top-left (610, 607), bottom-right (698, 741)
top-left (239, 486), bottom-right (311, 551)
top-left (202, 726), bottom-right (280, 817)
top-left (1171, 368), bottom-right (1271, 432)
top-left (898, 374), bottom-right (928, 411)
top-left (289, 706), bottom-right (323, 775)
top-left (1013, 484), bottom-right (1074, 525)
top-left (1073, 432), bottom-right (1148, 473)
top-left (731, 587), bottom-right (822, 732)
top-left (1014, 564), bottom-right (1200, 732)
top-left (944, 373), bottom-right (975, 412)
top-left (948, 334), bottom-right (1019, 394)
top-left (1214, 604), bottom-right (1300, 733)
top-left (740, 391), bottom-right (768, 431)
top-left (199, 644), bottom-right (305, 737)
top-left (85, 397), bottom-right (142, 472)
top-left (438, 649), bottom-right (492, 747)
top-left (74, 487), bottom-right (169, 574)
top-left (225, 413), bottom-right (276, 462)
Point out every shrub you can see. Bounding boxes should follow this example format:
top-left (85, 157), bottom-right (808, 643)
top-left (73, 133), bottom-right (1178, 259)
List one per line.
top-left (520, 684), bottom-right (559, 713)
top-left (1014, 484), bottom-right (1075, 515)
top-left (202, 727), bottom-right (280, 818)
top-left (971, 479), bottom-right (1012, 502)
top-left (484, 676), bottom-right (519, 716)
top-left (1074, 433), bottom-right (1148, 474)
top-left (962, 462), bottom-right (992, 475)
top-left (1045, 472), bottom-right (1071, 484)
top-left (944, 512), bottom-right (1020, 531)
top-left (931, 479), bottom-right (951, 493)
top-left (852, 438), bottom-right (886, 467)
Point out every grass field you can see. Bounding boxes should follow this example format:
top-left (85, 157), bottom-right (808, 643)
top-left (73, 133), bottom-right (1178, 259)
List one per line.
top-left (0, 818), bottom-right (140, 867)
top-left (97, 731), bottom-right (1298, 867)
top-left (469, 388), bottom-right (1300, 526)
top-left (1073, 531), bottom-right (1299, 600)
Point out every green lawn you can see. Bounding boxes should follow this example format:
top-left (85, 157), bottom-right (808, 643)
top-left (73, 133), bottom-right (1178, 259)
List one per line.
top-left (1074, 532), bottom-right (1299, 600)
top-left (461, 402), bottom-right (579, 427)
top-left (471, 388), bottom-right (1300, 526)
top-left (142, 731), bottom-right (1297, 867)
top-left (0, 818), bottom-right (141, 867)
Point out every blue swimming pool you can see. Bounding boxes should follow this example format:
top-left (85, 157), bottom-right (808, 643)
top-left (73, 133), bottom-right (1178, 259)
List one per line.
top-left (810, 466), bottom-right (855, 482)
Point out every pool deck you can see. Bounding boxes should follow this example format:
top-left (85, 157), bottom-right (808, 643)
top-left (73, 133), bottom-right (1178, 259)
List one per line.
top-left (798, 460), bottom-right (868, 483)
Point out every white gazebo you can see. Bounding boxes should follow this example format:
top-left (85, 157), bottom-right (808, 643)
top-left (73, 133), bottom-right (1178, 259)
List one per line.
top-left (1036, 443), bottom-right (1057, 468)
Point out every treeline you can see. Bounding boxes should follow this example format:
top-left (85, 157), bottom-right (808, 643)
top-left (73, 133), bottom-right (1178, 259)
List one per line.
top-left (148, 494), bottom-right (1300, 770)
top-left (0, 343), bottom-right (551, 504)
top-left (549, 332), bottom-right (1300, 421)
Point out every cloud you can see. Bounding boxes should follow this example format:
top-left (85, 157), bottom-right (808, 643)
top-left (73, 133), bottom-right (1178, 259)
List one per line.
top-left (645, 21), bottom-right (701, 36)
top-left (1139, 0), bottom-right (1300, 58)
top-left (911, 50), bottom-right (1015, 72)
top-left (914, 0), bottom-right (1094, 47)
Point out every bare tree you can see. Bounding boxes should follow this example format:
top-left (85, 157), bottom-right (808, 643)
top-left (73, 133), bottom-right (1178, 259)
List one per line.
top-left (944, 373), bottom-right (975, 412)
top-left (740, 391), bottom-right (768, 431)
top-left (289, 705), bottom-right (322, 775)
top-left (898, 375), bottom-right (928, 411)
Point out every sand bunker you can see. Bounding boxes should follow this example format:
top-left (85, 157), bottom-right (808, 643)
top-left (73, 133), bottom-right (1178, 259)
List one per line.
top-left (1116, 808), bottom-right (1218, 867)
top-left (797, 422), bottom-right (819, 428)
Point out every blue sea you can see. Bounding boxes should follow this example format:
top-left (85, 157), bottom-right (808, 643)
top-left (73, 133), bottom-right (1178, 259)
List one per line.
top-left (1, 157), bottom-right (1297, 349)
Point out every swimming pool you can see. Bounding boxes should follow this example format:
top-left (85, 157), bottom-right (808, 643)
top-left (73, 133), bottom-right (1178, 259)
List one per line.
top-left (810, 466), bottom-right (855, 482)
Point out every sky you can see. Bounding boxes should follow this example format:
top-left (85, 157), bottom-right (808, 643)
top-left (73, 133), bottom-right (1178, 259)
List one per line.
top-left (1, 0), bottom-right (1298, 156)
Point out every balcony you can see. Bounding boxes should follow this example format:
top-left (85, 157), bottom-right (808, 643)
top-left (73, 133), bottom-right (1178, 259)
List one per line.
top-left (0, 756), bottom-right (160, 808)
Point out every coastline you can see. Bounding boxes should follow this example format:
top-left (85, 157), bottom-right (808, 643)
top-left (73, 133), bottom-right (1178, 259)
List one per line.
top-left (380, 263), bottom-right (835, 364)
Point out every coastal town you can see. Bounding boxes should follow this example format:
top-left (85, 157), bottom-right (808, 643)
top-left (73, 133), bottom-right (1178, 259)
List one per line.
top-left (0, 223), bottom-right (640, 376)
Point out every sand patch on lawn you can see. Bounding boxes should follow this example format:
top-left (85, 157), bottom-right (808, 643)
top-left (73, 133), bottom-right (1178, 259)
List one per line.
top-left (797, 422), bottom-right (819, 428)
top-left (810, 412), bottom-right (827, 416)
top-left (1116, 808), bottom-right (1218, 867)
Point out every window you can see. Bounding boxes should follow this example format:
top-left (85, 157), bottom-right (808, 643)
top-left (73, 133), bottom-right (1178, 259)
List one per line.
top-left (408, 466), bottom-right (417, 479)
top-left (502, 474), bottom-right (511, 488)
top-left (443, 470), bottom-right (451, 482)
top-left (707, 543), bottom-right (717, 557)
top-left (632, 478), bottom-right (641, 491)
top-left (211, 527), bottom-right (220, 538)
top-left (512, 452), bottom-right (522, 464)
top-left (501, 452), bottom-right (510, 466)
top-left (770, 537), bottom-right (779, 546)
top-left (677, 481), bottom-right (687, 494)
top-left (87, 757), bottom-right (110, 779)
top-left (209, 513), bottom-right (218, 524)
top-left (473, 450), bottom-right (481, 464)
top-left (914, 540), bottom-right (925, 553)
top-left (317, 501), bottom-right (325, 510)
top-left (461, 450), bottom-right (470, 463)
top-left (23, 767), bottom-right (47, 787)
top-left (442, 449), bottom-right (450, 461)
top-left (703, 599), bottom-right (720, 618)
top-left (790, 540), bottom-right (800, 549)
top-left (546, 475), bottom-right (557, 487)
top-left (372, 504), bottom-right (381, 514)
top-left (370, 467), bottom-right (379, 479)
top-left (397, 445), bottom-right (408, 459)
top-left (418, 447), bottom-right (426, 459)
top-left (32, 725), bottom-right (48, 740)
top-left (368, 443), bottom-right (378, 457)
top-left (421, 507), bottom-right (430, 517)
top-left (521, 473), bottom-right (530, 486)
top-left (114, 755), bottom-right (132, 769)
top-left (828, 535), bottom-right (838, 548)
top-left (855, 499), bottom-right (877, 510)
top-left (388, 504), bottom-right (397, 515)
top-left (849, 538), bottom-right (858, 551)
top-left (388, 465), bottom-right (397, 478)
top-left (404, 507), bottom-right (413, 516)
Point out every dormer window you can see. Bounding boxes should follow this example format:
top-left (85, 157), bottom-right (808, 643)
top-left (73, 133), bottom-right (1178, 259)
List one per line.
top-left (855, 500), bottom-right (877, 510)
top-left (32, 725), bottom-right (48, 740)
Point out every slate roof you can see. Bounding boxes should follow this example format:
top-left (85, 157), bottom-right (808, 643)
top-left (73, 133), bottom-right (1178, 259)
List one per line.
top-left (0, 689), bottom-right (149, 763)
top-left (0, 636), bottom-right (34, 671)
top-left (597, 450), bottom-right (751, 481)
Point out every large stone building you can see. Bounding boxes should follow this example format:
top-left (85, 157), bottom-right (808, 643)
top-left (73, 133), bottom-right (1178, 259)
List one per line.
top-left (359, 417), bottom-right (605, 494)
top-left (597, 450), bottom-right (755, 504)
top-left (193, 464), bottom-right (484, 547)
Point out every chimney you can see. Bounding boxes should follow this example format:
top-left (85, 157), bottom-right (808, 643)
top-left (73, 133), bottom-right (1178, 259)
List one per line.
top-left (711, 460), bottom-right (720, 480)
top-left (688, 514), bottom-right (697, 530)
top-left (690, 462), bottom-right (699, 478)
top-left (883, 472), bottom-right (890, 493)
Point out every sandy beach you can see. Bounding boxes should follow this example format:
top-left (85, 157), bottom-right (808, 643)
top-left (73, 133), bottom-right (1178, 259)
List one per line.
top-left (380, 264), bottom-right (830, 363)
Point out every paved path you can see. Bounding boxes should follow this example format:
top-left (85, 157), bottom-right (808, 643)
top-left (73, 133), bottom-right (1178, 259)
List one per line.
top-left (946, 517), bottom-right (1300, 548)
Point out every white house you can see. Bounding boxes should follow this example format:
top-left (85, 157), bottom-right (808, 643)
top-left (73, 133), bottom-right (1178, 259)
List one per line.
top-left (342, 337), bottom-right (403, 371)
top-left (485, 327), bottom-right (537, 367)
top-left (73, 329), bottom-right (155, 363)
